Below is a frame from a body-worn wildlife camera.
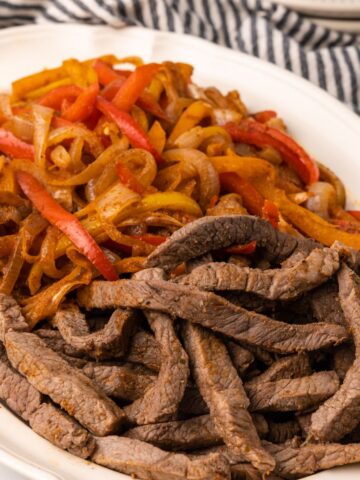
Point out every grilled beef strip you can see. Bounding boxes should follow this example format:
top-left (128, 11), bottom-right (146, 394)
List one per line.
top-left (29, 403), bottom-right (95, 458)
top-left (230, 463), bottom-right (284, 480)
top-left (178, 383), bottom-right (209, 417)
top-left (264, 440), bottom-right (360, 479)
top-left (221, 291), bottom-right (276, 313)
top-left (82, 362), bottom-right (156, 401)
top-left (5, 332), bottom-right (125, 436)
top-left (310, 282), bottom-right (345, 325)
top-left (77, 279), bottom-right (348, 354)
top-left (227, 342), bottom-right (254, 376)
top-left (53, 304), bottom-right (135, 360)
top-left (245, 371), bottom-right (339, 413)
top-left (124, 413), bottom-right (268, 451)
top-left (183, 322), bottom-right (275, 474)
top-left (333, 343), bottom-right (355, 381)
top-left (146, 215), bottom-right (313, 272)
top-left (92, 436), bottom-right (231, 480)
top-left (36, 328), bottom-right (91, 359)
top-left (178, 247), bottom-right (339, 300)
top-left (246, 354), bottom-right (312, 386)
top-left (125, 330), bottom-right (161, 372)
top-left (308, 264), bottom-right (360, 441)
top-left (266, 420), bottom-right (301, 444)
top-left (0, 293), bottom-right (29, 341)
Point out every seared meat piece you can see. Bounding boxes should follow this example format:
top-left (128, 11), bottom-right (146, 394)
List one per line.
top-left (124, 312), bottom-right (189, 424)
top-left (126, 330), bottom-right (161, 372)
top-left (246, 354), bottom-right (311, 385)
top-left (266, 420), bottom-right (301, 444)
top-left (231, 463), bottom-right (284, 480)
top-left (179, 247), bottom-right (339, 300)
top-left (0, 293), bottom-right (29, 341)
top-left (0, 345), bottom-right (42, 420)
top-left (179, 384), bottom-right (209, 417)
top-left (53, 304), bottom-right (135, 360)
top-left (245, 371), bottom-right (339, 412)
top-left (92, 436), bottom-right (231, 480)
top-left (146, 215), bottom-right (308, 272)
top-left (5, 332), bottom-right (125, 436)
top-left (185, 253), bottom-right (213, 273)
top-left (333, 343), bottom-right (355, 381)
top-left (36, 328), bottom-right (90, 359)
top-left (310, 282), bottom-right (345, 325)
top-left (308, 264), bottom-right (360, 441)
top-left (183, 322), bottom-right (275, 474)
top-left (221, 291), bottom-right (276, 313)
top-left (227, 342), bottom-right (254, 376)
top-left (29, 403), bottom-right (95, 459)
top-left (78, 279), bottom-right (348, 354)
top-left (265, 440), bottom-right (360, 479)
top-left (83, 363), bottom-right (156, 401)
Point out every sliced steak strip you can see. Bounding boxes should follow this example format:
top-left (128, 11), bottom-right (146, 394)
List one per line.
top-left (92, 436), bottom-right (231, 480)
top-left (266, 420), bottom-right (301, 444)
top-left (53, 304), bottom-right (134, 360)
top-left (183, 322), bottom-right (275, 474)
top-left (126, 330), bottom-right (161, 372)
top-left (308, 264), bottom-right (360, 441)
top-left (245, 371), bottom-right (339, 412)
top-left (333, 343), bottom-right (355, 381)
top-left (29, 403), bottom-right (95, 459)
top-left (221, 291), bottom-right (276, 313)
top-left (77, 279), bottom-right (348, 354)
top-left (83, 363), bottom-right (156, 401)
top-left (179, 384), bottom-right (209, 417)
top-left (146, 215), bottom-right (305, 272)
top-left (0, 346), bottom-right (42, 421)
top-left (179, 247), bottom-right (339, 300)
top-left (310, 282), bottom-right (345, 325)
top-left (227, 342), bottom-right (254, 376)
top-left (231, 463), bottom-right (284, 480)
top-left (5, 332), bottom-right (125, 436)
top-left (246, 354), bottom-right (311, 386)
top-left (0, 294), bottom-right (29, 341)
top-left (124, 311), bottom-right (189, 425)
top-left (264, 440), bottom-right (360, 479)
top-left (36, 328), bottom-right (90, 359)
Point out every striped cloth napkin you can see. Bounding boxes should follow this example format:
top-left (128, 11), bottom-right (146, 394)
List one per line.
top-left (0, 0), bottom-right (359, 114)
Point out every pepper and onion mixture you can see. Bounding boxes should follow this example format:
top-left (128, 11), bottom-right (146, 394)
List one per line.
top-left (0, 54), bottom-right (358, 326)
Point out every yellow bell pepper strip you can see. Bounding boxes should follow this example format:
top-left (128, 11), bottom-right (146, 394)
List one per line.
top-left (225, 121), bottom-right (319, 185)
top-left (112, 63), bottom-right (161, 112)
top-left (62, 83), bottom-right (99, 122)
top-left (168, 101), bottom-right (213, 145)
top-left (0, 128), bottom-right (34, 160)
top-left (116, 162), bottom-right (145, 195)
top-left (16, 171), bottom-right (118, 281)
top-left (148, 120), bottom-right (166, 154)
top-left (37, 85), bottom-right (83, 110)
top-left (140, 191), bottom-right (202, 217)
top-left (96, 97), bottom-right (163, 164)
top-left (11, 66), bottom-right (67, 100)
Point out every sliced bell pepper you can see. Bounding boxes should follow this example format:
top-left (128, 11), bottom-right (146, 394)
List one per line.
top-left (262, 199), bottom-right (280, 228)
top-left (253, 110), bottom-right (277, 123)
top-left (209, 194), bottom-right (219, 209)
top-left (225, 240), bottom-right (257, 255)
top-left (93, 59), bottom-right (119, 85)
top-left (96, 97), bottom-right (163, 164)
top-left (116, 162), bottom-right (145, 195)
top-left (0, 128), bottom-right (34, 160)
top-left (225, 120), bottom-right (319, 185)
top-left (113, 63), bottom-right (161, 112)
top-left (37, 85), bottom-right (82, 110)
top-left (16, 171), bottom-right (117, 281)
top-left (62, 83), bottom-right (99, 122)
top-left (220, 172), bottom-right (264, 216)
top-left (348, 211), bottom-right (360, 222)
top-left (131, 233), bottom-right (167, 246)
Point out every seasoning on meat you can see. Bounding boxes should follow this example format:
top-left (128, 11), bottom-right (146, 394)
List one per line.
top-left (182, 322), bottom-right (275, 474)
top-left (246, 353), bottom-right (312, 385)
top-left (266, 420), bottom-right (301, 444)
top-left (310, 281), bottom-right (345, 325)
top-left (227, 341), bottom-right (254, 376)
top-left (5, 331), bottom-right (126, 436)
top-left (126, 330), bottom-right (161, 372)
top-left (0, 293), bottom-right (29, 342)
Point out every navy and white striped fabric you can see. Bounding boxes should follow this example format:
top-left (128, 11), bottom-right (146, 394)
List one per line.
top-left (0, 0), bottom-right (359, 114)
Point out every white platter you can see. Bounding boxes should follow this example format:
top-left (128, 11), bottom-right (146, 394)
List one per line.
top-left (0, 24), bottom-right (359, 480)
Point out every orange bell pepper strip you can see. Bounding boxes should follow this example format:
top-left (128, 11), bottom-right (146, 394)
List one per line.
top-left (220, 172), bottom-right (264, 216)
top-left (225, 240), bottom-right (257, 255)
top-left (116, 162), bottom-right (145, 195)
top-left (132, 234), bottom-right (167, 246)
top-left (225, 121), bottom-right (319, 185)
top-left (0, 128), bottom-right (34, 160)
top-left (37, 85), bottom-right (83, 110)
top-left (96, 97), bottom-right (163, 164)
top-left (348, 211), bottom-right (360, 222)
top-left (62, 83), bottom-right (99, 122)
top-left (262, 198), bottom-right (280, 228)
top-left (253, 110), bottom-right (277, 123)
top-left (16, 171), bottom-right (118, 281)
top-left (112, 63), bottom-right (161, 112)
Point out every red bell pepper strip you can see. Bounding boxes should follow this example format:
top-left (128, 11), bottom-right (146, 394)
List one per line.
top-left (102, 78), bottom-right (126, 100)
top-left (96, 97), bottom-right (163, 164)
top-left (52, 116), bottom-right (73, 128)
top-left (209, 194), bottom-right (219, 209)
top-left (225, 120), bottom-right (319, 185)
top-left (37, 85), bottom-right (82, 110)
top-left (253, 110), bottom-right (277, 123)
top-left (262, 198), bottom-right (280, 229)
top-left (220, 172), bottom-right (264, 216)
top-left (93, 59), bottom-right (119, 85)
top-left (16, 171), bottom-right (117, 281)
top-left (225, 240), bottom-right (257, 255)
top-left (348, 211), bottom-right (360, 222)
top-left (62, 83), bottom-right (99, 123)
top-left (0, 128), bottom-right (34, 160)
top-left (112, 63), bottom-right (160, 112)
top-left (116, 162), bottom-right (145, 195)
top-left (131, 234), bottom-right (167, 246)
